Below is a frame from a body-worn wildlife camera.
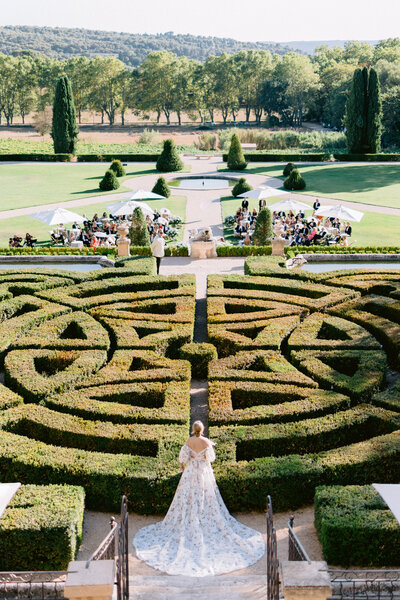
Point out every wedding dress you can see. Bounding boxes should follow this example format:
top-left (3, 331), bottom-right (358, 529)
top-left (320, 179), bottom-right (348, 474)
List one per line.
top-left (133, 441), bottom-right (265, 577)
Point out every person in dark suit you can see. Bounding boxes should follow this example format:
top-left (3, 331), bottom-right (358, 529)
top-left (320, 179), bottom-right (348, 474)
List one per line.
top-left (241, 198), bottom-right (249, 211)
top-left (344, 223), bottom-right (352, 236)
top-left (313, 200), bottom-right (320, 210)
top-left (259, 198), bottom-right (266, 211)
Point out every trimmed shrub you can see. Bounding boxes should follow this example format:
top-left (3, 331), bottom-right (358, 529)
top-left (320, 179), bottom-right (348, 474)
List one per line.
top-left (284, 168), bottom-right (306, 190)
top-left (252, 208), bottom-right (273, 246)
top-left (109, 159), bottom-right (126, 177)
top-left (99, 169), bottom-right (120, 191)
top-left (227, 134), bottom-right (247, 170)
top-left (222, 152), bottom-right (332, 162)
top-left (314, 485), bottom-right (400, 566)
top-left (232, 177), bottom-right (252, 198)
top-left (129, 207), bottom-right (151, 247)
top-left (156, 139), bottom-right (183, 172)
top-left (179, 343), bottom-right (218, 379)
top-left (0, 484), bottom-right (85, 570)
top-left (283, 162), bottom-right (296, 176)
top-left (152, 177), bottom-right (171, 198)
top-left (216, 245), bottom-right (272, 257)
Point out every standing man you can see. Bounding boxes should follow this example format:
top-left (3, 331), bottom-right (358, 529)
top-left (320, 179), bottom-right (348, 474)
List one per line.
top-left (241, 197), bottom-right (249, 211)
top-left (313, 199), bottom-right (321, 211)
top-left (151, 230), bottom-right (165, 275)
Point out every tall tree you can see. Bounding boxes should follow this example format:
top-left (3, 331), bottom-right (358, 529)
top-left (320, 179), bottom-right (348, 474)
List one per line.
top-left (367, 67), bottom-right (382, 152)
top-left (345, 68), bottom-right (365, 153)
top-left (51, 75), bottom-right (78, 154)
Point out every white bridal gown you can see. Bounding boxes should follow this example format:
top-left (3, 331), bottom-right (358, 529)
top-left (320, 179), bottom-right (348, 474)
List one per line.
top-left (133, 441), bottom-right (265, 577)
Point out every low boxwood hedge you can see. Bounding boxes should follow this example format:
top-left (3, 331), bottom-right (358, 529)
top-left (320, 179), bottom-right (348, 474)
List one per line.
top-left (291, 349), bottom-right (387, 400)
top-left (76, 153), bottom-right (159, 162)
top-left (314, 485), bottom-right (400, 566)
top-left (179, 343), bottom-right (218, 379)
top-left (0, 484), bottom-right (85, 571)
top-left (45, 381), bottom-right (190, 425)
top-left (216, 245), bottom-right (272, 257)
top-left (222, 152), bottom-right (332, 162)
top-left (207, 296), bottom-right (305, 324)
top-left (334, 153), bottom-right (400, 161)
top-left (208, 380), bottom-right (350, 425)
top-left (285, 245), bottom-right (400, 256)
top-left (0, 153), bottom-right (72, 161)
top-left (90, 296), bottom-right (195, 324)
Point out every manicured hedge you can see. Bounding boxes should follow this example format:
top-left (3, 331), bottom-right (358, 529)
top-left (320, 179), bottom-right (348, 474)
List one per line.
top-left (208, 381), bottom-right (350, 425)
top-left (216, 245), bottom-right (272, 257)
top-left (222, 152), bottom-right (332, 162)
top-left (285, 245), bottom-right (400, 256)
top-left (291, 349), bottom-right (386, 400)
top-left (0, 484), bottom-right (85, 570)
top-left (314, 485), bottom-right (400, 566)
top-left (207, 296), bottom-right (306, 324)
top-left (179, 343), bottom-right (218, 379)
top-left (77, 153), bottom-right (159, 162)
top-left (45, 381), bottom-right (190, 425)
top-left (0, 246), bottom-right (116, 256)
top-left (90, 296), bottom-right (195, 323)
top-left (334, 153), bottom-right (400, 161)
top-left (0, 153), bottom-right (72, 161)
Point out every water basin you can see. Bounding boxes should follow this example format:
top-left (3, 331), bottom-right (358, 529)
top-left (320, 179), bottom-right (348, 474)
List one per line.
top-left (169, 177), bottom-right (236, 190)
top-left (301, 262), bottom-right (400, 273)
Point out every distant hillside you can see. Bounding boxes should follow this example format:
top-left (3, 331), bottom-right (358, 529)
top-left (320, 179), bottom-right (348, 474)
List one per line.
top-left (284, 40), bottom-right (378, 54)
top-left (0, 26), bottom-right (293, 66)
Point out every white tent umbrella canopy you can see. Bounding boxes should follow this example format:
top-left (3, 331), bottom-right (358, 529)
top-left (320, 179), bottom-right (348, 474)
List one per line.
top-left (129, 189), bottom-right (166, 200)
top-left (238, 186), bottom-right (289, 200)
top-left (107, 200), bottom-right (154, 218)
top-left (314, 204), bottom-right (364, 222)
top-left (268, 199), bottom-right (312, 213)
top-left (30, 208), bottom-right (85, 225)
top-left (373, 484), bottom-right (400, 526)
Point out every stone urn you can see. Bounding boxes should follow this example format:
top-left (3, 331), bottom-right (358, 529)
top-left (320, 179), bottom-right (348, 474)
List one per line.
top-left (272, 220), bottom-right (287, 256)
top-left (116, 221), bottom-right (131, 257)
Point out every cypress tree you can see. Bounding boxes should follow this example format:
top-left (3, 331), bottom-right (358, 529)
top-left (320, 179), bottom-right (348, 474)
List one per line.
top-left (156, 139), bottom-right (184, 172)
top-left (345, 68), bottom-right (365, 154)
top-left (232, 177), bottom-right (252, 198)
top-left (227, 134), bottom-right (247, 170)
top-left (152, 177), bottom-right (171, 197)
top-left (129, 207), bottom-right (151, 246)
top-left (253, 208), bottom-right (273, 246)
top-left (367, 67), bottom-right (382, 153)
top-left (51, 75), bottom-right (78, 154)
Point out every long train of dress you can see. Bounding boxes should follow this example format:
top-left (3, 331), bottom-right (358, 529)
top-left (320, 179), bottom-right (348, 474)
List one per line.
top-left (133, 442), bottom-right (265, 577)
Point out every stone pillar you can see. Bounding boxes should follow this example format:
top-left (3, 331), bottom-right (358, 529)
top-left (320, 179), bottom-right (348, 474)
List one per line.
top-left (281, 561), bottom-right (332, 600)
top-left (271, 236), bottom-right (286, 256)
top-left (64, 560), bottom-right (115, 600)
top-left (116, 222), bottom-right (131, 258)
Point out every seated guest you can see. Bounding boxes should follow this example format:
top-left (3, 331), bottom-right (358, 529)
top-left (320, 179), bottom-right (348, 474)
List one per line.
top-left (23, 233), bottom-right (36, 247)
top-left (72, 221), bottom-right (80, 230)
top-left (242, 232), bottom-right (252, 246)
top-left (297, 210), bottom-right (305, 220)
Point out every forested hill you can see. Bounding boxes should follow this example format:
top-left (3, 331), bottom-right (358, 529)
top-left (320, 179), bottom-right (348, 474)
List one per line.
top-left (0, 26), bottom-right (293, 66)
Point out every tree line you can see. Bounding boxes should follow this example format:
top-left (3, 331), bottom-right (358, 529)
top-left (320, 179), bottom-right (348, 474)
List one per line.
top-left (1, 39), bottom-right (400, 146)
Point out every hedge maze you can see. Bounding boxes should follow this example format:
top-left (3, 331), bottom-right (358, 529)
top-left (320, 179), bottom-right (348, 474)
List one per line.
top-left (208, 263), bottom-right (400, 512)
top-left (0, 262), bottom-right (195, 512)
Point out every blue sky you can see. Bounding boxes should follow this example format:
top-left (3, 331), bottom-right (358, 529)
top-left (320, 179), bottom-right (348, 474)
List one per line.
top-left (1, 0), bottom-right (399, 43)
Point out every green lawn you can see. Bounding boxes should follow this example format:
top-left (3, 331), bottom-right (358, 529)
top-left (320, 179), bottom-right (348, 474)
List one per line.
top-left (1, 195), bottom-right (187, 247)
top-left (231, 163), bottom-right (400, 209)
top-left (0, 164), bottom-right (161, 211)
top-left (220, 194), bottom-right (400, 246)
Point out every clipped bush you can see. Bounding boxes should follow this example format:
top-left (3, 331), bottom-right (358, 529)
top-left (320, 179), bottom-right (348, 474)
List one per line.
top-left (284, 168), bottom-right (306, 190)
top-left (283, 162), bottom-right (296, 176)
top-left (227, 134), bottom-right (247, 170)
top-left (179, 343), bottom-right (218, 379)
top-left (232, 177), bottom-right (252, 198)
top-left (252, 208), bottom-right (273, 246)
top-left (152, 176), bottom-right (171, 198)
top-left (99, 169), bottom-right (120, 191)
top-left (129, 207), bottom-right (151, 247)
top-left (0, 484), bottom-right (85, 570)
top-left (156, 139), bottom-right (183, 172)
top-left (109, 159), bottom-right (126, 177)
top-left (315, 485), bottom-right (400, 566)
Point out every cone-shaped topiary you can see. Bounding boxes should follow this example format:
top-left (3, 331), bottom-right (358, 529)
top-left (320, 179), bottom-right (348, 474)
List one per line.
top-left (227, 134), bottom-right (247, 170)
top-left (129, 207), bottom-right (151, 246)
top-left (109, 160), bottom-right (126, 177)
top-left (283, 162), bottom-right (296, 177)
top-left (253, 208), bottom-right (273, 246)
top-left (99, 169), bottom-right (120, 191)
top-left (51, 75), bottom-right (79, 154)
top-left (284, 168), bottom-right (306, 190)
top-left (152, 176), bottom-right (171, 198)
top-left (156, 139), bottom-right (184, 172)
top-left (232, 177), bottom-right (252, 198)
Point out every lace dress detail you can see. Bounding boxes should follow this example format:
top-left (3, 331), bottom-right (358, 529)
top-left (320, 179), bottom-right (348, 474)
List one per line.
top-left (133, 441), bottom-right (265, 576)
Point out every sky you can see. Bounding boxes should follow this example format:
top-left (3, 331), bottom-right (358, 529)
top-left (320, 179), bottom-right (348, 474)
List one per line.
top-left (1, 0), bottom-right (400, 43)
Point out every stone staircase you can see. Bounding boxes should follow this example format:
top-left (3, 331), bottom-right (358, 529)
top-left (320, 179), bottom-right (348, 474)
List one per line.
top-left (129, 574), bottom-right (268, 600)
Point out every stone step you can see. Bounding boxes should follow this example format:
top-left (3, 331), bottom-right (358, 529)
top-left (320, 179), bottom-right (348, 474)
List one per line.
top-left (129, 575), bottom-right (267, 600)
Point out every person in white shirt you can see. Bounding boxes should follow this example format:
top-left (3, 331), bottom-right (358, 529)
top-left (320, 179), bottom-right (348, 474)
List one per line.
top-left (151, 231), bottom-right (165, 274)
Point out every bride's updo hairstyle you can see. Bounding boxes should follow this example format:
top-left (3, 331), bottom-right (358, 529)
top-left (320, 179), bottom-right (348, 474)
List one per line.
top-left (191, 421), bottom-right (204, 437)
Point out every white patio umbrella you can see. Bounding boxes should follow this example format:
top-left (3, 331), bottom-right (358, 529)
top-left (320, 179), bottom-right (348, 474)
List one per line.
top-left (268, 199), bottom-right (312, 213)
top-left (93, 231), bottom-right (108, 238)
top-left (30, 208), bottom-right (85, 225)
top-left (238, 186), bottom-right (289, 200)
top-left (159, 207), bottom-right (171, 216)
top-left (129, 189), bottom-right (166, 200)
top-left (314, 204), bottom-right (364, 222)
top-left (107, 200), bottom-right (154, 218)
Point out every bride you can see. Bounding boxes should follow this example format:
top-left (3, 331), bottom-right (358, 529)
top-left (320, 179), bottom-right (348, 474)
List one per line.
top-left (133, 421), bottom-right (265, 577)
